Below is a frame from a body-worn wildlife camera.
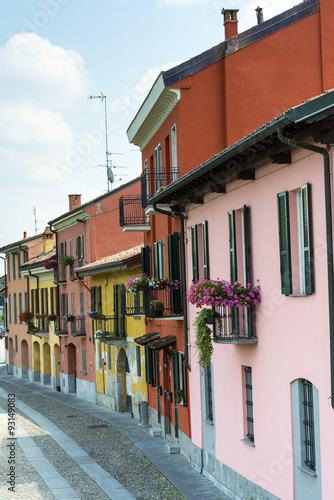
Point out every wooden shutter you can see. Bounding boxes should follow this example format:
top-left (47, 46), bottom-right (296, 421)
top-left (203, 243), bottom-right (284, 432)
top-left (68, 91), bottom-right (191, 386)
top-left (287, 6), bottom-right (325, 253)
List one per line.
top-left (153, 242), bottom-right (159, 278)
top-left (229, 211), bottom-right (237, 283)
top-left (91, 286), bottom-right (96, 311)
top-left (141, 245), bottom-right (151, 276)
top-left (120, 284), bottom-right (125, 335)
top-left (242, 206), bottom-right (250, 284)
top-left (80, 235), bottom-right (84, 258)
top-left (277, 191), bottom-right (292, 295)
top-left (145, 345), bottom-right (152, 384)
top-left (75, 237), bottom-right (79, 259)
top-left (172, 350), bottom-right (179, 392)
top-left (114, 284), bottom-right (119, 335)
top-left (168, 232), bottom-right (180, 280)
top-left (202, 221), bottom-right (210, 279)
top-left (301, 183), bottom-right (313, 294)
top-left (191, 225), bottom-right (199, 282)
top-left (97, 286), bottom-right (102, 311)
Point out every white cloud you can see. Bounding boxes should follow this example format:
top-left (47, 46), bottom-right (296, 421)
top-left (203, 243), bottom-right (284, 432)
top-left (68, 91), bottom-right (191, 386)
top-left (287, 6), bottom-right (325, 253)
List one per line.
top-left (0, 33), bottom-right (88, 109)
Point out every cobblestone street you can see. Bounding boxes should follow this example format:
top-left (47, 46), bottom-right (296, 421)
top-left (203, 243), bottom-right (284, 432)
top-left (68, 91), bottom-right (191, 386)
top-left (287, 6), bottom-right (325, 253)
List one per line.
top-left (0, 365), bottom-right (228, 500)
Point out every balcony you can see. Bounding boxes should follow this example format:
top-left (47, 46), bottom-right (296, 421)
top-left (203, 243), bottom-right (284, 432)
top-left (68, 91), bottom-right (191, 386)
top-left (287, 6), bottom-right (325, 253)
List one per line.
top-left (211, 305), bottom-right (257, 344)
top-left (141, 166), bottom-right (178, 208)
top-left (122, 285), bottom-right (183, 319)
top-left (71, 315), bottom-right (86, 337)
top-left (119, 195), bottom-right (150, 232)
top-left (27, 318), bottom-right (49, 338)
top-left (94, 315), bottom-right (126, 345)
top-left (54, 316), bottom-right (68, 336)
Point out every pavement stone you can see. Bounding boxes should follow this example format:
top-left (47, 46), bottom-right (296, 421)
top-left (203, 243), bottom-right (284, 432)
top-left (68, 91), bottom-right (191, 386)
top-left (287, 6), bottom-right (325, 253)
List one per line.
top-left (0, 365), bottom-right (230, 500)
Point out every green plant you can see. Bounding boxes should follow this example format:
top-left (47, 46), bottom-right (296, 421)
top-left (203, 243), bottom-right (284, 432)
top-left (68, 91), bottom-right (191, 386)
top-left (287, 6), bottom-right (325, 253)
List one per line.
top-left (150, 299), bottom-right (164, 312)
top-left (60, 255), bottom-right (75, 269)
top-left (193, 308), bottom-right (221, 369)
top-left (175, 389), bottom-right (184, 404)
top-left (19, 310), bottom-right (34, 323)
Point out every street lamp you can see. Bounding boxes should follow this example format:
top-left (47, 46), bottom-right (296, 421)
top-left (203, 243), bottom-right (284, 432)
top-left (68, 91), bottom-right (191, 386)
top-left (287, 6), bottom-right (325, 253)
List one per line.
top-left (88, 92), bottom-right (113, 191)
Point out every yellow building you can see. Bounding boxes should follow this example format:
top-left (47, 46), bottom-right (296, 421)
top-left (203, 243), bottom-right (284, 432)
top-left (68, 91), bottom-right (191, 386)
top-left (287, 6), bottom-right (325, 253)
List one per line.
top-left (76, 244), bottom-right (147, 419)
top-left (20, 228), bottom-right (60, 389)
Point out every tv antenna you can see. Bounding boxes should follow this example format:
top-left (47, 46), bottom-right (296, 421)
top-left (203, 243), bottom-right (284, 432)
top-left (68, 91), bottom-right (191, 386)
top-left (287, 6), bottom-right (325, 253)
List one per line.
top-left (33, 206), bottom-right (38, 235)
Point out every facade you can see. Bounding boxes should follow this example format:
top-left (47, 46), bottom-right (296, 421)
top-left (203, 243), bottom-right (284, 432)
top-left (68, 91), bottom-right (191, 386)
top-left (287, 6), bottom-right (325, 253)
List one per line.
top-left (49, 179), bottom-right (143, 404)
top-left (150, 91), bottom-right (334, 500)
top-left (76, 244), bottom-right (147, 420)
top-left (0, 231), bottom-right (45, 377)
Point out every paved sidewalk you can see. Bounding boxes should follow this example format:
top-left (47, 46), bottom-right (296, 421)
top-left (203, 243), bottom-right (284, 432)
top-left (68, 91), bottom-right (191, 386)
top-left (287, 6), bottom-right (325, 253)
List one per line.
top-left (0, 366), bottom-right (229, 500)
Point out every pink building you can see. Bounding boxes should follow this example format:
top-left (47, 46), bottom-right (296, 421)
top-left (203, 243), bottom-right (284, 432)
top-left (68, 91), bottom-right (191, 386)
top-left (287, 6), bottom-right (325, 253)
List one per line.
top-left (150, 91), bottom-right (334, 499)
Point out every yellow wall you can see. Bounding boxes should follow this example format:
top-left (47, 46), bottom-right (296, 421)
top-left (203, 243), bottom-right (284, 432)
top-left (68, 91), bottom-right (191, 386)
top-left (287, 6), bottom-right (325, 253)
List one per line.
top-left (92, 265), bottom-right (147, 414)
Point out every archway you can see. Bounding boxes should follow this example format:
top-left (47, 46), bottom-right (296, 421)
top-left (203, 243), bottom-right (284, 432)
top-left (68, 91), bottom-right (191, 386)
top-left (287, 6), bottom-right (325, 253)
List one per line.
top-left (33, 341), bottom-right (40, 382)
top-left (8, 337), bottom-right (13, 374)
top-left (67, 343), bottom-right (76, 393)
top-left (21, 339), bottom-right (28, 379)
top-left (116, 348), bottom-right (127, 412)
top-left (42, 343), bottom-right (51, 385)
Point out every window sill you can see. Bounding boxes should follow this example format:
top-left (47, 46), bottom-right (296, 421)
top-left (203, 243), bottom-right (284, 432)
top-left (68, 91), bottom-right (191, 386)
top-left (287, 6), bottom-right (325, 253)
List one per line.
top-left (204, 418), bottom-right (214, 426)
top-left (241, 438), bottom-right (255, 447)
top-left (287, 293), bottom-right (311, 297)
top-left (297, 465), bottom-right (317, 477)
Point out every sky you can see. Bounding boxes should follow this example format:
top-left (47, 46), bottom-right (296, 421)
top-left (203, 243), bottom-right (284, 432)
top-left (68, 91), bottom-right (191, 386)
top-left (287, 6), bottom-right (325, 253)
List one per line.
top-left (0, 0), bottom-right (298, 272)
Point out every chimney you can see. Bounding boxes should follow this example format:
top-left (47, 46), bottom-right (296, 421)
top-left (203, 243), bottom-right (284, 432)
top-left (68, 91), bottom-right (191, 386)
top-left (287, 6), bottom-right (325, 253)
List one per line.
top-left (69, 194), bottom-right (82, 211)
top-left (23, 231), bottom-right (27, 239)
top-left (255, 6), bottom-right (264, 24)
top-left (221, 8), bottom-right (239, 40)
top-left (42, 226), bottom-right (54, 254)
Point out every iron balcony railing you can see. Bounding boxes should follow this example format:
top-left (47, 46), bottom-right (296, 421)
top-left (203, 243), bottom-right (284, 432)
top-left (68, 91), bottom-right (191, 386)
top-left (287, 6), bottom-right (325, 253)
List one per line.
top-left (141, 166), bottom-right (178, 208)
top-left (94, 315), bottom-right (126, 338)
top-left (54, 316), bottom-right (68, 335)
top-left (27, 317), bottom-right (48, 335)
top-left (122, 285), bottom-right (183, 318)
top-left (211, 305), bottom-right (257, 343)
top-left (71, 315), bottom-right (86, 337)
top-left (119, 195), bottom-right (150, 228)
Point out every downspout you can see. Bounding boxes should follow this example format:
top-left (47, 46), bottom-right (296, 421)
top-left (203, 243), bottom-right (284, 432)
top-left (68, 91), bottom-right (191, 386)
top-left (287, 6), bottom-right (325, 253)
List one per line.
top-left (49, 224), bottom-right (60, 320)
top-left (19, 244), bottom-right (28, 311)
top-left (152, 203), bottom-right (190, 372)
top-left (277, 129), bottom-right (334, 408)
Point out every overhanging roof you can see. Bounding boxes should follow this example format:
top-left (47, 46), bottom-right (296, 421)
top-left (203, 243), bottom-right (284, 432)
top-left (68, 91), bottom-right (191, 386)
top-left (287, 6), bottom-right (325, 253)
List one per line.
top-left (149, 335), bottom-right (176, 351)
top-left (134, 332), bottom-right (160, 345)
top-left (150, 89), bottom-right (334, 206)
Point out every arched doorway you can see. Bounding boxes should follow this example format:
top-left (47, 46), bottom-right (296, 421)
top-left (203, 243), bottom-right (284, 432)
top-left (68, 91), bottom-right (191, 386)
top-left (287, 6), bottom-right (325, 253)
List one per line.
top-left (116, 348), bottom-right (127, 412)
top-left (53, 344), bottom-right (60, 391)
top-left (21, 339), bottom-right (28, 379)
top-left (42, 343), bottom-right (51, 385)
top-left (8, 337), bottom-right (13, 374)
top-left (67, 343), bottom-right (76, 393)
top-left (33, 341), bottom-right (40, 382)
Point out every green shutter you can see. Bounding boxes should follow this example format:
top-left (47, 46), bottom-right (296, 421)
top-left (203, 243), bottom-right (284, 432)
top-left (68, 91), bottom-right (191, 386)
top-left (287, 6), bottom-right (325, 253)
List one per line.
top-left (91, 286), bottom-right (96, 311)
top-left (145, 344), bottom-right (152, 384)
top-left (120, 284), bottom-right (125, 335)
top-left (242, 206), bottom-right (250, 284)
top-left (202, 221), bottom-right (210, 279)
top-left (277, 191), bottom-right (292, 295)
top-left (168, 232), bottom-right (180, 280)
top-left (75, 237), bottom-right (79, 259)
top-left (172, 350), bottom-right (179, 392)
top-left (153, 242), bottom-right (159, 278)
top-left (301, 183), bottom-right (313, 294)
top-left (80, 235), bottom-right (84, 258)
top-left (191, 225), bottom-right (199, 282)
top-left (97, 286), bottom-right (102, 311)
top-left (141, 246), bottom-right (151, 276)
top-left (229, 211), bottom-right (237, 283)
top-left (114, 284), bottom-right (119, 334)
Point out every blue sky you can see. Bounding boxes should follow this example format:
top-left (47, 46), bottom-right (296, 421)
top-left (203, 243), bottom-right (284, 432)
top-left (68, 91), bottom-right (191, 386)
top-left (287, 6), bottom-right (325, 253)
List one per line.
top-left (0, 0), bottom-right (297, 272)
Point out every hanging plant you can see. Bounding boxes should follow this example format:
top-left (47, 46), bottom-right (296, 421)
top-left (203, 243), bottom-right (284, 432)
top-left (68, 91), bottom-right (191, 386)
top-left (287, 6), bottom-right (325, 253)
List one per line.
top-left (45, 258), bottom-right (57, 270)
top-left (63, 313), bottom-right (75, 323)
top-left (46, 314), bottom-right (57, 322)
top-left (19, 310), bottom-right (34, 323)
top-left (193, 308), bottom-right (221, 369)
top-left (86, 311), bottom-right (105, 320)
top-left (60, 255), bottom-right (75, 269)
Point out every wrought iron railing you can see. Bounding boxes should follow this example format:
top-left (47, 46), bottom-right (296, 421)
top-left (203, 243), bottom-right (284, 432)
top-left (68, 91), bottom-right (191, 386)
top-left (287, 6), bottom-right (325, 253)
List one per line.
top-left (141, 166), bottom-right (178, 208)
top-left (119, 195), bottom-right (150, 228)
top-left (27, 317), bottom-right (48, 334)
top-left (122, 285), bottom-right (183, 318)
top-left (94, 315), bottom-right (126, 338)
top-left (71, 315), bottom-right (86, 337)
top-left (211, 305), bottom-right (257, 342)
top-left (54, 316), bottom-right (68, 335)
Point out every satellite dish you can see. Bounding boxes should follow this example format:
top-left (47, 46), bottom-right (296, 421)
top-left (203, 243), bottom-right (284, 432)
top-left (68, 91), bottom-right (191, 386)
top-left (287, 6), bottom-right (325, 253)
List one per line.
top-left (107, 167), bottom-right (114, 184)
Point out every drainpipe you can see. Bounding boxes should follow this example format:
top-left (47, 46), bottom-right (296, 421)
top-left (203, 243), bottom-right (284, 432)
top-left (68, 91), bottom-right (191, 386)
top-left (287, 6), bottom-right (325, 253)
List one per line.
top-left (277, 129), bottom-right (334, 408)
top-left (152, 203), bottom-right (191, 373)
top-left (49, 224), bottom-right (60, 319)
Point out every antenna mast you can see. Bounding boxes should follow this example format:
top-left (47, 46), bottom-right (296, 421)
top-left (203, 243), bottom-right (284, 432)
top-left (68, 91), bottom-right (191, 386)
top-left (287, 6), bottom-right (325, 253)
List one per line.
top-left (33, 206), bottom-right (38, 235)
top-left (89, 92), bottom-right (112, 191)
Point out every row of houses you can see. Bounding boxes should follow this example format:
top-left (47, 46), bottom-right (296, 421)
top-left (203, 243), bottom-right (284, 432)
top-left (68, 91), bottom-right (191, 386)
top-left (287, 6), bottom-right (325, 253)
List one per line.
top-left (2, 1), bottom-right (334, 498)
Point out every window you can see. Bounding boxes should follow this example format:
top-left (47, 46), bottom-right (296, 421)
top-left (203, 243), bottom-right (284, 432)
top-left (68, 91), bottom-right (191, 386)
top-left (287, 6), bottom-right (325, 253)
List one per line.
top-left (141, 246), bottom-right (151, 275)
top-left (145, 345), bottom-right (156, 386)
top-left (91, 286), bottom-right (102, 312)
top-left (243, 366), bottom-right (254, 443)
top-left (15, 335), bottom-right (18, 353)
top-left (171, 125), bottom-right (178, 182)
top-left (229, 206), bottom-right (249, 285)
top-left (69, 239), bottom-right (73, 257)
top-left (153, 240), bottom-right (164, 279)
top-left (136, 346), bottom-right (141, 377)
top-left (204, 364), bottom-right (213, 422)
top-left (13, 294), bottom-right (17, 324)
top-left (80, 292), bottom-right (85, 332)
top-left (19, 293), bottom-right (22, 324)
top-left (173, 351), bottom-right (186, 406)
top-left (277, 184), bottom-right (312, 295)
top-left (76, 235), bottom-right (84, 261)
top-left (113, 284), bottom-right (119, 334)
top-left (191, 221), bottom-right (209, 282)
top-left (60, 293), bottom-right (68, 316)
top-left (155, 143), bottom-right (162, 191)
top-left (9, 294), bottom-right (11, 323)
top-left (71, 292), bottom-right (75, 315)
top-left (24, 292), bottom-right (28, 311)
top-left (59, 241), bottom-right (66, 257)
top-left (301, 379), bottom-right (316, 471)
top-left (168, 232), bottom-right (182, 314)
top-left (12, 254), bottom-right (16, 280)
top-left (18, 253), bottom-right (21, 279)
top-left (82, 349), bottom-right (87, 374)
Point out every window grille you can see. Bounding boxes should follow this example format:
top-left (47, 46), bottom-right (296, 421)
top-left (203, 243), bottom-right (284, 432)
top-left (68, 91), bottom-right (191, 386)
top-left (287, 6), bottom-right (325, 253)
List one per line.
top-left (302, 379), bottom-right (316, 471)
top-left (244, 366), bottom-right (254, 442)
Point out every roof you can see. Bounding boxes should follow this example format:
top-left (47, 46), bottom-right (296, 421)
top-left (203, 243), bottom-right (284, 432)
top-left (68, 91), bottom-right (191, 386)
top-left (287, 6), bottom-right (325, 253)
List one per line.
top-left (0, 233), bottom-right (43, 254)
top-left (134, 332), bottom-right (160, 345)
top-left (20, 249), bottom-right (56, 270)
top-left (49, 177), bottom-right (141, 226)
top-left (76, 244), bottom-right (143, 276)
top-left (150, 88), bottom-right (334, 206)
